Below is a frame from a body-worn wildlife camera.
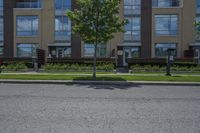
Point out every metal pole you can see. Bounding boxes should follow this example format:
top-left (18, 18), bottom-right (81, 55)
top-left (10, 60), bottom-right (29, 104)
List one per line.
top-left (166, 50), bottom-right (171, 76)
top-left (93, 43), bottom-right (97, 79)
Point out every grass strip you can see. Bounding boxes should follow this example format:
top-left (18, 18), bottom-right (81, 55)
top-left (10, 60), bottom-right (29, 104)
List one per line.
top-left (0, 74), bottom-right (200, 82)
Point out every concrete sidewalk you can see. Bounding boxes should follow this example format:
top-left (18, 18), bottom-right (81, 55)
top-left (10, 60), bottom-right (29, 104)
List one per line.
top-left (0, 79), bottom-right (200, 86)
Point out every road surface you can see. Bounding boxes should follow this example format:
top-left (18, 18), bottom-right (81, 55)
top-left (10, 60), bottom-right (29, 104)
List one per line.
top-left (0, 83), bottom-right (200, 133)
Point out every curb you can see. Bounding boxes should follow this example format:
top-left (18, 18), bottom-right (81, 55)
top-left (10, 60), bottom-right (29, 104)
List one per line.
top-left (0, 80), bottom-right (200, 86)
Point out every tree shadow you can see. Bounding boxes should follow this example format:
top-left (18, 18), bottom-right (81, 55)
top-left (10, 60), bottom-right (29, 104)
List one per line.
top-left (71, 76), bottom-right (141, 90)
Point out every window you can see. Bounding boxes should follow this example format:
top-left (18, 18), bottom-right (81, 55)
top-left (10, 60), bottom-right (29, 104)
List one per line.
top-left (17, 44), bottom-right (38, 57)
top-left (155, 15), bottom-right (178, 36)
top-left (152, 0), bottom-right (180, 7)
top-left (16, 0), bottom-right (42, 8)
top-left (0, 0), bottom-right (3, 11)
top-left (55, 16), bottom-right (71, 42)
top-left (55, 0), bottom-right (71, 10)
top-left (84, 44), bottom-right (106, 57)
top-left (124, 17), bottom-right (141, 41)
top-left (17, 16), bottom-right (39, 36)
top-left (196, 0), bottom-right (200, 13)
top-left (155, 43), bottom-right (177, 57)
top-left (196, 16), bottom-right (200, 41)
top-left (124, 0), bottom-right (141, 15)
top-left (0, 46), bottom-right (3, 56)
top-left (0, 16), bottom-right (3, 41)
top-left (124, 47), bottom-right (140, 58)
top-left (49, 46), bottom-right (71, 58)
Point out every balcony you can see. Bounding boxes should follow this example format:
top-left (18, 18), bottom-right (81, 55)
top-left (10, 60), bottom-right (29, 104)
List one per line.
top-left (152, 0), bottom-right (182, 8)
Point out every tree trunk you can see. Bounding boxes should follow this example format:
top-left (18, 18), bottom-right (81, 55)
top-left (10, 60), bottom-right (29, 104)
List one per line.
top-left (93, 43), bottom-right (97, 79)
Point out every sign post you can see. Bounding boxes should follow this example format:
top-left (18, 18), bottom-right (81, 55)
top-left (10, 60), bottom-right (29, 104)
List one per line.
top-left (166, 49), bottom-right (174, 76)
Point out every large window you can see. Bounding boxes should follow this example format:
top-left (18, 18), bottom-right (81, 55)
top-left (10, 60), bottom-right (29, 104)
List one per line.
top-left (0, 0), bottom-right (3, 11)
top-left (55, 16), bottom-right (71, 42)
top-left (16, 0), bottom-right (42, 8)
top-left (0, 45), bottom-right (3, 56)
top-left (155, 15), bottom-right (178, 36)
top-left (55, 0), bottom-right (71, 10)
top-left (152, 0), bottom-right (181, 7)
top-left (196, 16), bottom-right (200, 41)
top-left (0, 16), bottom-right (3, 41)
top-left (124, 17), bottom-right (141, 41)
top-left (155, 43), bottom-right (177, 57)
top-left (17, 44), bottom-right (38, 57)
top-left (0, 0), bottom-right (3, 42)
top-left (124, 0), bottom-right (141, 15)
top-left (197, 0), bottom-right (200, 13)
top-left (84, 44), bottom-right (107, 57)
top-left (49, 46), bottom-right (71, 58)
top-left (17, 16), bottom-right (39, 36)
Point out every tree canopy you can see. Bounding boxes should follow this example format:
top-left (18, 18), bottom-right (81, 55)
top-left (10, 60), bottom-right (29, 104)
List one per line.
top-left (67, 0), bottom-right (127, 44)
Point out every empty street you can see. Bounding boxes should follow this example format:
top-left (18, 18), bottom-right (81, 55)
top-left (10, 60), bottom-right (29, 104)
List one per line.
top-left (0, 83), bottom-right (200, 133)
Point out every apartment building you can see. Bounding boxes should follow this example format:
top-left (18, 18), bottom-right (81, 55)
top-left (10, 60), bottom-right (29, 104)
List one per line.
top-left (0, 0), bottom-right (199, 66)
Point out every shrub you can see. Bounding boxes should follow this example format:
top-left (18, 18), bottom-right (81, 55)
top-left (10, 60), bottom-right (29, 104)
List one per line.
top-left (130, 64), bottom-right (200, 72)
top-left (1, 63), bottom-right (28, 71)
top-left (42, 63), bottom-right (115, 72)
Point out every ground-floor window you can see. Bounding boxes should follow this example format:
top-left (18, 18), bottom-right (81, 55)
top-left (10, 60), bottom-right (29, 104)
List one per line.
top-left (17, 43), bottom-right (38, 57)
top-left (155, 43), bottom-right (177, 57)
top-left (0, 46), bottom-right (3, 56)
top-left (49, 46), bottom-right (71, 58)
top-left (190, 46), bottom-right (200, 58)
top-left (124, 47), bottom-right (141, 58)
top-left (84, 44), bottom-right (106, 57)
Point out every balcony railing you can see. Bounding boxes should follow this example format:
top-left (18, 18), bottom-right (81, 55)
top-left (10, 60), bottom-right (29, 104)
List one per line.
top-left (152, 0), bottom-right (182, 7)
top-left (16, 2), bottom-right (41, 8)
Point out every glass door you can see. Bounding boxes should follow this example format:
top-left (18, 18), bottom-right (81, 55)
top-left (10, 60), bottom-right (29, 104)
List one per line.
top-left (57, 48), bottom-right (64, 58)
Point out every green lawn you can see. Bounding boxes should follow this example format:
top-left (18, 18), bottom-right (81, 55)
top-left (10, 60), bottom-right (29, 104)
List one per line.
top-left (0, 74), bottom-right (200, 82)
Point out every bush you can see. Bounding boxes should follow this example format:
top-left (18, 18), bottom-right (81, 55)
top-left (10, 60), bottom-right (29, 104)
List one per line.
top-left (42, 63), bottom-right (115, 72)
top-left (130, 64), bottom-right (200, 72)
top-left (1, 63), bottom-right (28, 71)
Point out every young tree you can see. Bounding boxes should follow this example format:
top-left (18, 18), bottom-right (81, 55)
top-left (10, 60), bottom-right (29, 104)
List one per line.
top-left (67, 0), bottom-right (127, 79)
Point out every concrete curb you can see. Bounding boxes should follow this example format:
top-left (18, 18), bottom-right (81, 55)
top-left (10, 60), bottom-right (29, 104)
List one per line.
top-left (0, 80), bottom-right (200, 86)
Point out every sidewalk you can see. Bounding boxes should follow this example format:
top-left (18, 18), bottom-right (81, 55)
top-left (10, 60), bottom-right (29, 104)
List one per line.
top-left (0, 79), bottom-right (200, 86)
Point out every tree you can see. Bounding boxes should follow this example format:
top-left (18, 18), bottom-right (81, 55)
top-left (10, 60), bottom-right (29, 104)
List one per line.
top-left (67, 0), bottom-right (127, 79)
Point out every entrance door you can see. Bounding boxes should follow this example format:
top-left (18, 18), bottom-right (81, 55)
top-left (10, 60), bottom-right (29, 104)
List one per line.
top-left (123, 47), bottom-right (132, 66)
top-left (57, 48), bottom-right (64, 58)
top-left (123, 47), bottom-right (140, 66)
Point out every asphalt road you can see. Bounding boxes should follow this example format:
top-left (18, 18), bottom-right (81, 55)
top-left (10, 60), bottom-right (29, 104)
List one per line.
top-left (0, 83), bottom-right (200, 133)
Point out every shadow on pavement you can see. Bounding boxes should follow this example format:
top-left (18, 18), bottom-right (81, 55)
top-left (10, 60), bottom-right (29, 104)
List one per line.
top-left (71, 76), bottom-right (141, 90)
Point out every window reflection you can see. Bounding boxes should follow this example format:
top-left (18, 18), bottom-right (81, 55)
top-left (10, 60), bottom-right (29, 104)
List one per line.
top-left (17, 44), bottom-right (38, 57)
top-left (55, 16), bottom-right (71, 42)
top-left (55, 0), bottom-right (71, 10)
top-left (17, 16), bottom-right (39, 36)
top-left (84, 44), bottom-right (107, 57)
top-left (152, 0), bottom-right (181, 7)
top-left (124, 17), bottom-right (141, 41)
top-left (155, 43), bottom-right (177, 57)
top-left (16, 0), bottom-right (42, 8)
top-left (124, 0), bottom-right (141, 15)
top-left (155, 15), bottom-right (178, 36)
